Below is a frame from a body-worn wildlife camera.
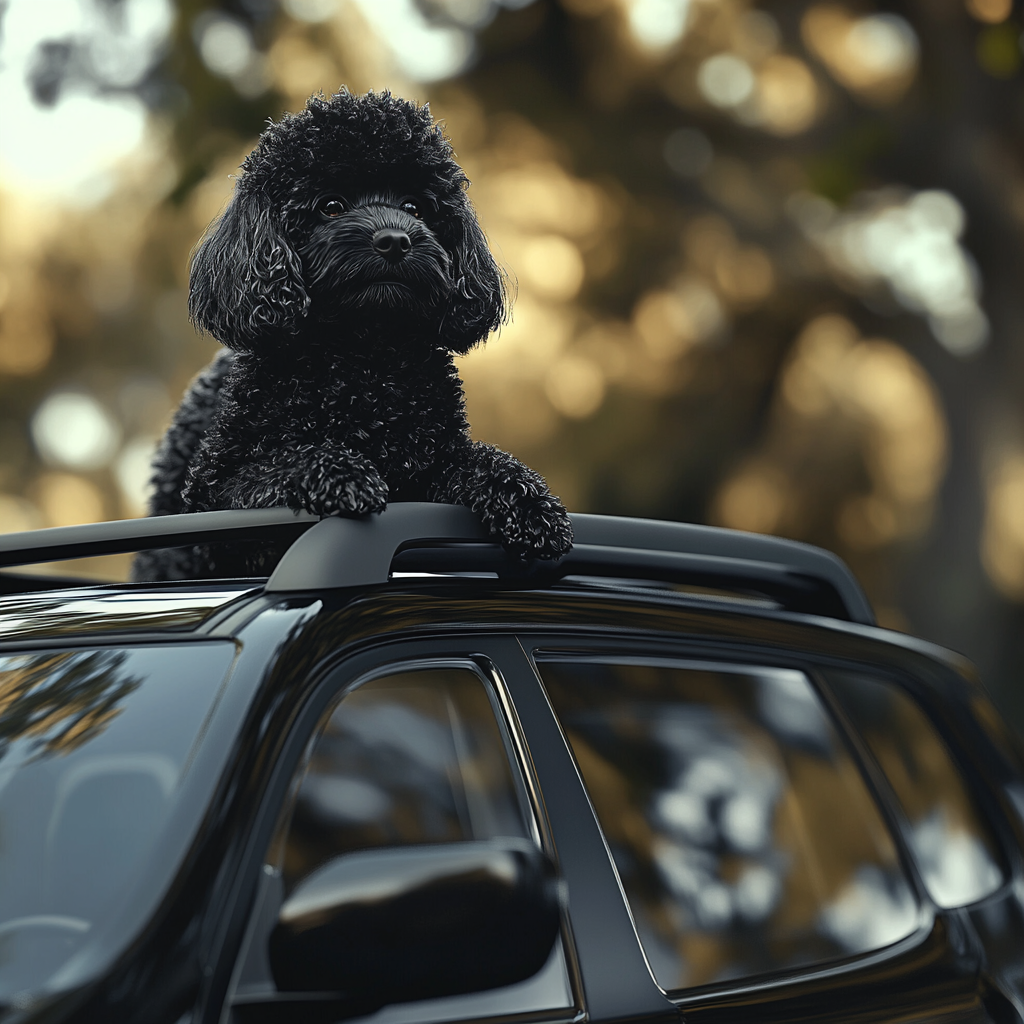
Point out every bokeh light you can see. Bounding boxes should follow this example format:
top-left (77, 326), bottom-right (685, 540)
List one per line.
top-left (802, 6), bottom-right (918, 105)
top-left (350, 0), bottom-right (475, 82)
top-left (697, 54), bottom-right (756, 108)
top-left (625, 0), bottom-right (695, 52)
top-left (966, 0), bottom-right (1012, 24)
top-left (282, 0), bottom-right (340, 22)
top-left (31, 393), bottom-right (122, 471)
top-left (755, 56), bottom-right (818, 135)
top-left (714, 315), bottom-right (947, 559)
top-left (32, 471), bottom-right (106, 528)
top-left (791, 190), bottom-right (988, 356)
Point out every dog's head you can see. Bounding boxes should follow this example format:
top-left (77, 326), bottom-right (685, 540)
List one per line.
top-left (189, 90), bottom-right (508, 354)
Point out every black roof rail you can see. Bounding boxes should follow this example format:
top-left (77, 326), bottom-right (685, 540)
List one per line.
top-left (0, 503), bottom-right (874, 625)
top-left (0, 508), bottom-right (319, 568)
top-left (263, 503), bottom-right (875, 625)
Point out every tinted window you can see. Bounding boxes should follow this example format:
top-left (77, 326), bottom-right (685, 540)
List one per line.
top-left (537, 658), bottom-right (917, 991)
top-left (827, 672), bottom-right (1005, 907)
top-left (0, 643), bottom-right (236, 1002)
top-left (235, 665), bottom-right (573, 1019)
top-left (280, 667), bottom-right (532, 891)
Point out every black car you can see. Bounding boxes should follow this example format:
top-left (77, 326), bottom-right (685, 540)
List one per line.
top-left (0, 503), bottom-right (1021, 1024)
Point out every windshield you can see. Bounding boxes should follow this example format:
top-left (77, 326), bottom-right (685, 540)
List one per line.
top-left (0, 642), bottom-right (237, 1004)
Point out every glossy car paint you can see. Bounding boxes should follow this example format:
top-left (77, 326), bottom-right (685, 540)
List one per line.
top-left (0, 584), bottom-right (261, 643)
top-left (0, 578), bottom-right (1021, 1024)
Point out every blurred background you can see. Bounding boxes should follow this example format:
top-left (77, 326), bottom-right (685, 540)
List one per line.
top-left (1, 0), bottom-right (1023, 734)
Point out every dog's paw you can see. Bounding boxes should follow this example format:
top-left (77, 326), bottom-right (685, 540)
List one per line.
top-left (305, 465), bottom-right (389, 517)
top-left (491, 495), bottom-right (573, 561)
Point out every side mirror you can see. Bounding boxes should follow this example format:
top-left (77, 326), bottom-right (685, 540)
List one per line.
top-left (268, 838), bottom-right (562, 1002)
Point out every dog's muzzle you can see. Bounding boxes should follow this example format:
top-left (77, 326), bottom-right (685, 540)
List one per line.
top-left (300, 205), bottom-right (453, 319)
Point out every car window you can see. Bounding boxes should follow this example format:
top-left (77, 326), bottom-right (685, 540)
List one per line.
top-left (535, 657), bottom-right (918, 992)
top-left (232, 664), bottom-right (573, 1021)
top-left (0, 642), bottom-right (237, 1004)
top-left (279, 667), bottom-right (532, 888)
top-left (825, 671), bottom-right (1006, 908)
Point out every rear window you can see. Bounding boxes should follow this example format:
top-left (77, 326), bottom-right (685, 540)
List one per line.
top-left (537, 657), bottom-right (918, 992)
top-left (0, 643), bottom-right (236, 1005)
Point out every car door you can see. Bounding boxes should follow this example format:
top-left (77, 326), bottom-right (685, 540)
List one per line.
top-left (213, 634), bottom-right (678, 1024)
top-left (516, 631), bottom-right (1009, 1024)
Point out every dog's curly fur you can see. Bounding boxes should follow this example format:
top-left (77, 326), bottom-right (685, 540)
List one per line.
top-left (133, 90), bottom-right (573, 581)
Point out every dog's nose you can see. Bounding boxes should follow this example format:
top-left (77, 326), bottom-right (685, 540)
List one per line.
top-left (372, 228), bottom-right (412, 262)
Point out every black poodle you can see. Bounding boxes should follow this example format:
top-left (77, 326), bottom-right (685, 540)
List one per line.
top-left (134, 89), bottom-right (573, 581)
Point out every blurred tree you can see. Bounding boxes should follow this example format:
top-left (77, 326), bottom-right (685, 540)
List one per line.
top-left (2, 0), bottom-right (1024, 734)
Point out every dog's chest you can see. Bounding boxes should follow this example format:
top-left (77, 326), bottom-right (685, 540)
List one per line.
top-left (238, 355), bottom-right (465, 469)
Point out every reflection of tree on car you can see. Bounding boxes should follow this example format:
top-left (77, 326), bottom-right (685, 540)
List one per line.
top-left (829, 671), bottom-right (1007, 907)
top-left (0, 650), bottom-right (141, 760)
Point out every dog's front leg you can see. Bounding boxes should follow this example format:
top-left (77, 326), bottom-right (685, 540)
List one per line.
top-left (431, 441), bottom-right (573, 560)
top-left (197, 445), bottom-right (389, 517)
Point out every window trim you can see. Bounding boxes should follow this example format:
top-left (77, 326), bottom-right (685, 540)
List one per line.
top-left (474, 655), bottom-right (588, 1021)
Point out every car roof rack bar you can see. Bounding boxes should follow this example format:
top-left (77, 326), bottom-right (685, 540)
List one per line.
top-left (570, 513), bottom-right (873, 623)
top-left (264, 503), bottom-right (875, 625)
top-left (0, 508), bottom-right (319, 568)
top-left (0, 502), bottom-right (873, 624)
top-left (389, 543), bottom-right (860, 622)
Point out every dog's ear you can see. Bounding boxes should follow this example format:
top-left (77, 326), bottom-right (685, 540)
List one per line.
top-left (189, 189), bottom-right (309, 351)
top-left (443, 209), bottom-right (510, 354)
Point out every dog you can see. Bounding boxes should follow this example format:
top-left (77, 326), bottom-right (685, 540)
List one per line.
top-left (132, 89), bottom-right (573, 581)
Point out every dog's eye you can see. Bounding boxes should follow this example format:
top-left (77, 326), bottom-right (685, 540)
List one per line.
top-left (400, 200), bottom-right (422, 219)
top-left (318, 197), bottom-right (346, 217)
